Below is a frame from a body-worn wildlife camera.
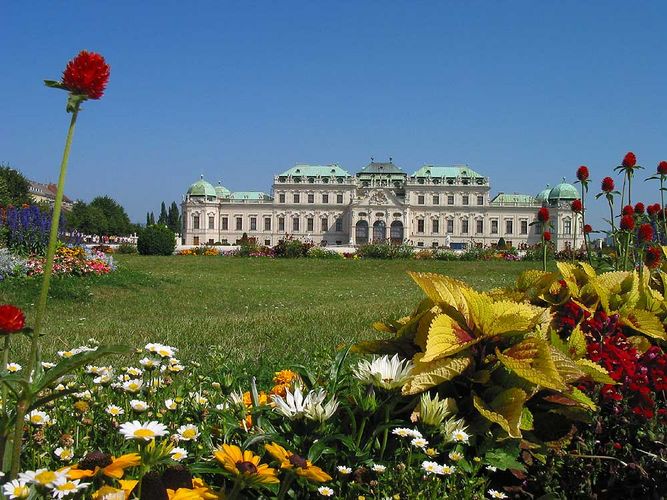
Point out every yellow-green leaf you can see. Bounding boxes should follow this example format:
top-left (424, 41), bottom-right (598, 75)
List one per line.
top-left (496, 338), bottom-right (567, 391)
top-left (402, 353), bottom-right (472, 395)
top-left (421, 314), bottom-right (479, 362)
top-left (575, 359), bottom-right (615, 384)
top-left (567, 326), bottom-right (587, 360)
top-left (550, 347), bottom-right (585, 383)
top-left (621, 309), bottom-right (667, 340)
top-left (473, 388), bottom-right (528, 438)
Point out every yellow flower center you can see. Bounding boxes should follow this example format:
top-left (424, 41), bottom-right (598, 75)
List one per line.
top-left (182, 429), bottom-right (197, 439)
top-left (133, 428), bottom-right (155, 438)
top-left (35, 470), bottom-right (57, 484)
top-left (158, 349), bottom-right (170, 356)
top-left (57, 482), bottom-right (76, 491)
top-left (13, 486), bottom-right (29, 497)
top-left (31, 415), bottom-right (44, 424)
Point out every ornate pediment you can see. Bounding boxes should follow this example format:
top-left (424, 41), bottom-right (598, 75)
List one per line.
top-left (354, 189), bottom-right (404, 208)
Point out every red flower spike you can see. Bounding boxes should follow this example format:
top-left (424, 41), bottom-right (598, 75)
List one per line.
top-left (601, 177), bottom-right (615, 193)
top-left (622, 205), bottom-right (634, 216)
top-left (657, 161), bottom-right (667, 176)
top-left (634, 202), bottom-right (645, 215)
top-left (571, 199), bottom-right (583, 213)
top-left (638, 223), bottom-right (654, 243)
top-left (647, 203), bottom-right (661, 217)
top-left (543, 231), bottom-right (552, 242)
top-left (0, 305), bottom-right (25, 334)
top-left (583, 224), bottom-right (593, 234)
top-left (62, 50), bottom-right (110, 100)
top-left (537, 207), bottom-right (550, 223)
top-left (576, 165), bottom-right (589, 182)
top-left (645, 246), bottom-right (662, 268)
top-left (622, 152), bottom-right (637, 168)
top-left (620, 215), bottom-right (635, 231)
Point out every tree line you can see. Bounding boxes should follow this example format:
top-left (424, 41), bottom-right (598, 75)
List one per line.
top-left (146, 201), bottom-right (181, 234)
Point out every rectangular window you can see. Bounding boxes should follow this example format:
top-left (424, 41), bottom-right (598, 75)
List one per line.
top-left (418, 195), bottom-right (425, 205)
top-left (477, 196), bottom-right (484, 205)
top-left (462, 219), bottom-right (469, 234)
top-left (308, 194), bottom-right (314, 203)
top-left (337, 194), bottom-right (343, 204)
top-left (417, 219), bottom-right (425, 233)
top-left (447, 219), bottom-right (454, 234)
top-left (321, 217), bottom-right (328, 232)
top-left (279, 193), bottom-right (285, 203)
top-left (520, 220), bottom-right (528, 234)
top-left (236, 217), bottom-right (242, 231)
top-left (293, 218), bottom-right (300, 231)
top-left (293, 193), bottom-right (300, 203)
top-left (193, 236), bottom-right (199, 245)
top-left (208, 238), bottom-right (214, 245)
top-left (335, 218), bottom-right (343, 232)
top-left (564, 220), bottom-right (572, 235)
top-left (193, 215), bottom-right (200, 230)
top-left (476, 220), bottom-right (483, 234)
top-left (307, 218), bottom-right (314, 232)
top-left (278, 217), bottom-right (285, 232)
top-left (432, 219), bottom-right (439, 234)
top-left (491, 220), bottom-right (498, 234)
top-left (322, 194), bottom-right (329, 204)
top-left (432, 195), bottom-right (439, 205)
top-left (208, 216), bottom-right (214, 230)
top-left (264, 239), bottom-right (270, 246)
top-left (250, 217), bottom-right (257, 231)
top-left (463, 195), bottom-right (469, 205)
top-left (505, 220), bottom-right (513, 235)
top-left (221, 217), bottom-right (228, 230)
top-left (447, 195), bottom-right (454, 205)
top-left (264, 217), bottom-right (271, 231)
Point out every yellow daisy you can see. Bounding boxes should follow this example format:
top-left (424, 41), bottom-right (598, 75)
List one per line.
top-left (265, 442), bottom-right (332, 483)
top-left (213, 444), bottom-right (279, 485)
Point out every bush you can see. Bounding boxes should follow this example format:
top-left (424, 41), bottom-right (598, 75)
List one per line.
top-left (137, 225), bottom-right (176, 256)
top-left (357, 242), bottom-right (414, 259)
top-left (273, 237), bottom-right (313, 258)
top-left (116, 243), bottom-right (138, 254)
top-left (307, 247), bottom-right (344, 259)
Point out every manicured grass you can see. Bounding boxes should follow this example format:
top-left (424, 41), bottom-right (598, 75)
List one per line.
top-left (0, 256), bottom-right (537, 381)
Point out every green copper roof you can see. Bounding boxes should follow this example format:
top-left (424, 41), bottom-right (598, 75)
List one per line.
top-left (215, 182), bottom-right (231, 197)
top-left (278, 164), bottom-right (351, 177)
top-left (490, 193), bottom-right (537, 205)
top-left (412, 164), bottom-right (484, 178)
top-left (228, 191), bottom-right (273, 201)
top-left (187, 177), bottom-right (217, 197)
top-left (535, 185), bottom-right (552, 202)
top-left (548, 180), bottom-right (578, 202)
top-left (358, 161), bottom-right (406, 175)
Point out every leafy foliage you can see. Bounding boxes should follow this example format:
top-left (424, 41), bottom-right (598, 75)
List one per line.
top-left (137, 225), bottom-right (176, 255)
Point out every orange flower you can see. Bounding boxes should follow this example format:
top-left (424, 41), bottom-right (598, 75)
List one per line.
top-left (213, 444), bottom-right (279, 486)
top-left (270, 384), bottom-right (289, 398)
top-left (273, 370), bottom-right (299, 386)
top-left (68, 453), bottom-right (140, 480)
top-left (167, 478), bottom-right (220, 499)
top-left (265, 442), bottom-right (332, 483)
top-left (242, 391), bottom-right (268, 408)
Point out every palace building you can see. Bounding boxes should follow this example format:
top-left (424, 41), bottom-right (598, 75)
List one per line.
top-left (181, 160), bottom-right (583, 251)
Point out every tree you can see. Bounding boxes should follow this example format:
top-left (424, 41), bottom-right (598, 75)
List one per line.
top-left (149, 212), bottom-right (155, 225)
top-left (146, 212), bottom-right (151, 227)
top-left (0, 164), bottom-right (31, 207)
top-left (167, 202), bottom-right (181, 233)
top-left (158, 201), bottom-right (168, 225)
top-left (89, 196), bottom-right (131, 235)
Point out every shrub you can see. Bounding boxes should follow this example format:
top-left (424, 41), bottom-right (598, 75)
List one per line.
top-left (116, 243), bottom-right (138, 254)
top-left (357, 242), bottom-right (413, 259)
top-left (273, 237), bottom-right (312, 258)
top-left (307, 247), bottom-right (344, 259)
top-left (137, 225), bottom-right (176, 255)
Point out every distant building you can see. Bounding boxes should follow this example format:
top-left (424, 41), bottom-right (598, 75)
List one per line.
top-left (29, 181), bottom-right (73, 210)
top-left (181, 160), bottom-right (583, 251)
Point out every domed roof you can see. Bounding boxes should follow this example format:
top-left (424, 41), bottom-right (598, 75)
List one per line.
top-left (187, 176), bottom-right (217, 197)
top-left (548, 179), bottom-right (579, 202)
top-left (535, 185), bottom-right (551, 202)
top-left (215, 181), bottom-right (231, 198)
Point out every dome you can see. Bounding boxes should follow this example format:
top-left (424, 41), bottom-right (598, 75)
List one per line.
top-left (215, 181), bottom-right (231, 198)
top-left (548, 179), bottom-right (578, 202)
top-left (187, 176), bottom-right (217, 198)
top-left (535, 185), bottom-right (551, 203)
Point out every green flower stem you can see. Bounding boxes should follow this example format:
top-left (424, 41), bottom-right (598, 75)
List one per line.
top-left (542, 226), bottom-right (547, 272)
top-left (9, 102), bottom-right (80, 479)
top-left (228, 475), bottom-right (243, 499)
top-left (607, 197), bottom-right (619, 269)
top-left (277, 470), bottom-right (295, 500)
top-left (571, 217), bottom-right (577, 264)
top-left (355, 416), bottom-right (367, 450)
top-left (661, 177), bottom-right (666, 240)
top-left (580, 183), bottom-right (592, 265)
top-left (0, 335), bottom-right (10, 468)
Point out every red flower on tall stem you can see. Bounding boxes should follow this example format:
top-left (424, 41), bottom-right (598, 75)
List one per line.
top-left (622, 152), bottom-right (637, 168)
top-left (537, 207), bottom-right (550, 223)
top-left (622, 205), bottom-right (634, 216)
top-left (61, 51), bottom-right (110, 100)
top-left (634, 202), bottom-right (645, 214)
top-left (571, 199), bottom-right (583, 213)
top-left (601, 177), bottom-right (615, 193)
top-left (576, 165), bottom-right (590, 182)
top-left (543, 231), bottom-right (552, 242)
top-left (645, 246), bottom-right (662, 268)
top-left (638, 223), bottom-right (654, 243)
top-left (620, 215), bottom-right (635, 231)
top-left (583, 224), bottom-right (593, 234)
top-left (647, 203), bottom-right (661, 217)
top-left (0, 305), bottom-right (25, 334)
top-left (657, 161), bottom-right (667, 176)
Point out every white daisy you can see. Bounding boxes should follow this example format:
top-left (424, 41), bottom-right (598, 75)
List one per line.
top-left (19, 468), bottom-right (67, 487)
top-left (165, 399), bottom-right (178, 410)
top-left (155, 344), bottom-right (177, 358)
top-left (170, 447), bottom-right (188, 462)
top-left (176, 424), bottom-right (200, 441)
top-left (93, 373), bottom-right (113, 385)
top-left (7, 363), bottom-right (22, 373)
top-left (451, 429), bottom-right (470, 444)
top-left (130, 400), bottom-right (149, 412)
top-left (337, 465), bottom-right (352, 475)
top-left (486, 465), bottom-right (498, 472)
top-left (106, 404), bottom-right (125, 417)
top-left (440, 464), bottom-right (456, 475)
top-left (41, 362), bottom-right (56, 369)
top-left (119, 420), bottom-right (168, 441)
top-left (422, 460), bottom-right (441, 474)
top-left (410, 437), bottom-right (429, 449)
top-left (488, 489), bottom-right (508, 499)
top-left (271, 386), bottom-right (336, 422)
top-left (125, 367), bottom-right (143, 377)
top-left (54, 447), bottom-right (74, 462)
top-left (168, 364), bottom-right (185, 373)
top-left (73, 390), bottom-right (93, 400)
top-left (353, 354), bottom-right (413, 390)
top-left (25, 410), bottom-right (50, 426)
top-left (2, 479), bottom-right (29, 499)
top-left (49, 476), bottom-right (88, 498)
top-left (449, 451), bottom-right (464, 461)
top-left (139, 357), bottom-right (160, 370)
top-left (371, 464), bottom-right (386, 473)
top-left (122, 379), bottom-right (143, 393)
top-left (317, 486), bottom-right (334, 497)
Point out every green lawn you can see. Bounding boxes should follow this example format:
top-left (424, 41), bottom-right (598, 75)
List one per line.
top-left (0, 256), bottom-right (537, 382)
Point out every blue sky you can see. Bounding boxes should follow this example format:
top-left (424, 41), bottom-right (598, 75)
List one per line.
top-left (2, 1), bottom-right (666, 224)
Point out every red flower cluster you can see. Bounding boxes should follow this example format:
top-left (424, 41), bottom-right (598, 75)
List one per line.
top-left (647, 203), bottom-right (662, 217)
top-left (543, 231), bottom-right (552, 242)
top-left (62, 50), bottom-right (110, 100)
top-left (620, 215), bottom-right (635, 231)
top-left (571, 199), bottom-right (583, 213)
top-left (583, 224), bottom-right (593, 234)
top-left (601, 177), bottom-right (615, 193)
top-left (645, 246), bottom-right (662, 268)
top-left (537, 207), bottom-right (550, 223)
top-left (657, 161), bottom-right (667, 176)
top-left (555, 299), bottom-right (584, 334)
top-left (0, 305), bottom-right (25, 334)
top-left (621, 205), bottom-right (634, 216)
top-left (576, 165), bottom-right (590, 181)
top-left (638, 223), bottom-right (654, 243)
top-left (622, 152), bottom-right (637, 168)
top-left (634, 202), bottom-right (645, 214)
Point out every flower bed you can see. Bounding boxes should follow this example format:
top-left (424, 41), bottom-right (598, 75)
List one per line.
top-left (25, 246), bottom-right (113, 277)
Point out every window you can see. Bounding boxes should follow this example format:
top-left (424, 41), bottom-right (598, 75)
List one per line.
top-left (418, 195), bottom-right (425, 205)
top-left (476, 220), bottom-right (483, 234)
top-left (447, 195), bottom-right (454, 205)
top-left (432, 219), bottom-right (439, 234)
top-left (432, 195), bottom-right (439, 205)
top-left (307, 218), bottom-right (314, 232)
top-left (463, 195), bottom-right (469, 205)
top-left (321, 217), bottom-right (328, 232)
top-left (208, 239), bottom-right (214, 245)
top-left (250, 217), bottom-right (257, 231)
top-left (335, 218), bottom-right (343, 232)
top-left (236, 217), bottom-right (242, 231)
top-left (308, 194), bottom-right (314, 203)
top-left (337, 194), bottom-right (343, 204)
top-left (193, 236), bottom-right (199, 245)
top-left (447, 219), bottom-right (454, 234)
top-left (491, 220), bottom-right (498, 234)
top-left (264, 239), bottom-right (270, 246)
top-left (322, 194), bottom-right (329, 204)
top-left (279, 193), bottom-right (285, 203)
top-left (564, 219), bottom-right (572, 235)
top-left (293, 193), bottom-right (300, 203)
top-left (293, 218), bottom-right (300, 231)
top-left (520, 220), bottom-right (528, 234)
top-left (417, 241), bottom-right (424, 247)
top-left (208, 216), bottom-right (214, 230)
top-left (462, 219), bottom-right (469, 234)
top-left (193, 215), bottom-right (200, 230)
top-left (221, 217), bottom-right (228, 230)
top-left (264, 217), bottom-right (271, 231)
top-left (417, 219), bottom-right (425, 233)
top-left (221, 238), bottom-right (228, 244)
top-left (477, 196), bottom-right (484, 205)
top-left (505, 220), bottom-right (513, 235)
top-left (278, 217), bottom-right (285, 232)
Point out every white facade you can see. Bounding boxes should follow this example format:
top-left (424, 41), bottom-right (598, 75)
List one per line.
top-left (182, 162), bottom-right (583, 252)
